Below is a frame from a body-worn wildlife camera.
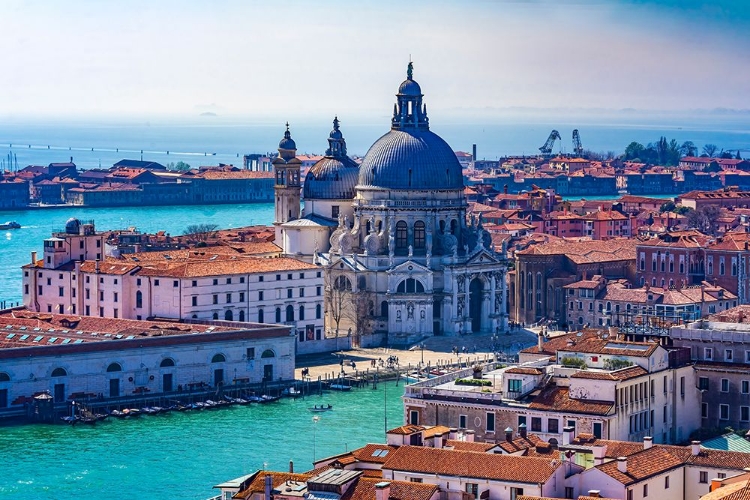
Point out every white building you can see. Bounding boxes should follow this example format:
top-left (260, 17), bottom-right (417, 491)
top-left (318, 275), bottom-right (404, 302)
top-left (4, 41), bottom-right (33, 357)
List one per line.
top-left (274, 64), bottom-right (509, 346)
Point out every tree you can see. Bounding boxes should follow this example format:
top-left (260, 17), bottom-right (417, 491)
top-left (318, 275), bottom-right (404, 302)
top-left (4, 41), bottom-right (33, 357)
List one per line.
top-left (624, 142), bottom-right (645, 161)
top-left (719, 150), bottom-right (734, 159)
top-left (667, 139), bottom-right (681, 166)
top-left (185, 223), bottom-right (219, 242)
top-left (680, 141), bottom-right (698, 157)
top-left (686, 205), bottom-right (721, 235)
top-left (660, 201), bottom-right (676, 213)
top-left (168, 161), bottom-right (191, 171)
top-left (702, 144), bottom-right (719, 158)
top-left (704, 161), bottom-right (722, 173)
top-left (326, 273), bottom-right (353, 338)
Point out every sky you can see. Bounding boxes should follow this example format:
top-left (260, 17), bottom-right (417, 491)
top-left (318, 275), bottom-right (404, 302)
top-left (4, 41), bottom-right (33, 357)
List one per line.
top-left (1, 0), bottom-right (748, 121)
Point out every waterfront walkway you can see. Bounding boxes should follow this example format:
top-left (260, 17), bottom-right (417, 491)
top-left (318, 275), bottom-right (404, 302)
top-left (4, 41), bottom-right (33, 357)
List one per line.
top-left (295, 328), bottom-right (538, 381)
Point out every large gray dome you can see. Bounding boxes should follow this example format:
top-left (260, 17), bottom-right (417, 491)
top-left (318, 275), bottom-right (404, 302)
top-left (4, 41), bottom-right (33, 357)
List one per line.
top-left (357, 129), bottom-right (463, 190)
top-left (304, 157), bottom-right (359, 200)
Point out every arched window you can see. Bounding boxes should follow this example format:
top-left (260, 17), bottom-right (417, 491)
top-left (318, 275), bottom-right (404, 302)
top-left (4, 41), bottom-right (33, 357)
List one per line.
top-left (358, 276), bottom-right (366, 291)
top-left (286, 305), bottom-right (294, 322)
top-left (160, 358), bottom-right (175, 367)
top-left (450, 219), bottom-right (458, 235)
top-left (212, 312), bottom-right (218, 320)
top-left (0, 372), bottom-right (10, 382)
top-left (51, 367), bottom-right (67, 377)
top-left (381, 300), bottom-right (389, 318)
top-left (106, 363), bottom-right (122, 372)
top-left (258, 309), bottom-right (264, 323)
top-left (239, 310), bottom-right (245, 322)
top-left (224, 310), bottom-right (233, 321)
top-left (396, 221), bottom-right (408, 249)
top-left (261, 349), bottom-right (275, 358)
top-left (414, 221), bottom-right (425, 249)
top-left (396, 278), bottom-right (425, 293)
top-left (299, 305), bottom-right (305, 321)
top-left (135, 290), bottom-right (143, 309)
top-left (333, 275), bottom-right (352, 291)
top-left (211, 353), bottom-right (226, 363)
top-left (275, 307), bottom-right (281, 323)
top-left (316, 304), bottom-right (322, 319)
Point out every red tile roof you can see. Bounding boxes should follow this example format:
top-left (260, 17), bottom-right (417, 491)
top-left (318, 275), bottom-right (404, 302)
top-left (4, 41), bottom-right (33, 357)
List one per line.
top-left (528, 386), bottom-right (614, 416)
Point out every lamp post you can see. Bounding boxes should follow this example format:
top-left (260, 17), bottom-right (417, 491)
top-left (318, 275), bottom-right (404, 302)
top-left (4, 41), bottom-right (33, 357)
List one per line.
top-left (420, 343), bottom-right (425, 367)
top-left (312, 415), bottom-right (320, 463)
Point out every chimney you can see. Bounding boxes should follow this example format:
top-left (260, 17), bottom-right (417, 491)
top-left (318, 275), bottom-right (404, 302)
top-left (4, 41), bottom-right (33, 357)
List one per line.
top-left (592, 444), bottom-right (607, 466)
top-left (711, 478), bottom-right (724, 492)
top-left (519, 423), bottom-right (527, 439)
top-left (465, 430), bottom-right (475, 442)
top-left (692, 441), bottom-right (701, 456)
top-left (505, 427), bottom-right (514, 442)
top-left (588, 491), bottom-right (601, 498)
top-left (70, 156), bottom-right (73, 163)
top-left (538, 332), bottom-right (544, 350)
top-left (617, 457), bottom-right (627, 473)
top-left (31, 251), bottom-right (37, 264)
top-left (562, 426), bottom-right (575, 445)
top-left (289, 460), bottom-right (294, 473)
top-left (449, 428), bottom-right (457, 440)
top-left (375, 482), bottom-right (391, 500)
top-left (264, 474), bottom-right (273, 500)
top-left (643, 436), bottom-right (653, 450)
top-left (95, 259), bottom-right (100, 274)
top-left (433, 432), bottom-right (444, 448)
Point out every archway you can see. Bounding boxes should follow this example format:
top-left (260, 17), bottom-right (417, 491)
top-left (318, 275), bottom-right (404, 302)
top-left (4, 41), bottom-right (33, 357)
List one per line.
top-left (469, 278), bottom-right (483, 333)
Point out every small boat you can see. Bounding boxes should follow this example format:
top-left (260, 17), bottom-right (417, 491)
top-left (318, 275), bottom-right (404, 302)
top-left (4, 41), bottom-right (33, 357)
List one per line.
top-left (140, 407), bottom-right (158, 415)
top-left (259, 395), bottom-right (280, 404)
top-left (282, 387), bottom-right (301, 397)
top-left (122, 408), bottom-right (141, 417)
top-left (61, 416), bottom-right (78, 425)
top-left (329, 384), bottom-right (351, 391)
top-left (246, 395), bottom-right (263, 403)
top-left (204, 400), bottom-right (219, 408)
top-left (0, 221), bottom-right (20, 230)
top-left (151, 406), bottom-right (166, 414)
top-left (308, 404), bottom-right (333, 412)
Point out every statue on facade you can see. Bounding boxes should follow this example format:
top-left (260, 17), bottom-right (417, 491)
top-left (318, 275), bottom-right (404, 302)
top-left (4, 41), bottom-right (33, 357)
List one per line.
top-left (408, 245), bottom-right (413, 258)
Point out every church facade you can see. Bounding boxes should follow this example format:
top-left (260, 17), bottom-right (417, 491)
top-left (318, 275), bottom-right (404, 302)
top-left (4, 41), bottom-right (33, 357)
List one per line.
top-left (273, 64), bottom-right (509, 345)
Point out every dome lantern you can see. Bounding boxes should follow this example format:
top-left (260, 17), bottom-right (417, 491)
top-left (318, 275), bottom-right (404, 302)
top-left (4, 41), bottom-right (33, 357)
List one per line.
top-left (392, 61), bottom-right (429, 131)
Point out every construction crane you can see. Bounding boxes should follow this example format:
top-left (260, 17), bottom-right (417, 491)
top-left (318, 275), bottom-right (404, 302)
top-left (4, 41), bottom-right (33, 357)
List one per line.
top-left (572, 129), bottom-right (584, 158)
top-left (539, 130), bottom-right (561, 158)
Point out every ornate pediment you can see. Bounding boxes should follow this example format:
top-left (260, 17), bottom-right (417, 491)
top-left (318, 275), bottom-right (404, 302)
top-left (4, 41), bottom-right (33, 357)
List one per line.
top-left (387, 260), bottom-right (432, 276)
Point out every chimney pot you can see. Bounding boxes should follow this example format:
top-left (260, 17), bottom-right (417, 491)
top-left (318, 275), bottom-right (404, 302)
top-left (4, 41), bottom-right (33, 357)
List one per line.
top-left (519, 423), bottom-right (527, 438)
top-left (588, 490), bottom-right (601, 498)
top-left (644, 436), bottom-right (653, 450)
top-left (375, 482), bottom-right (391, 500)
top-left (617, 457), bottom-right (628, 473)
top-left (289, 460), bottom-right (294, 473)
top-left (505, 427), bottom-right (514, 442)
top-left (692, 441), bottom-right (701, 456)
top-left (562, 426), bottom-right (575, 446)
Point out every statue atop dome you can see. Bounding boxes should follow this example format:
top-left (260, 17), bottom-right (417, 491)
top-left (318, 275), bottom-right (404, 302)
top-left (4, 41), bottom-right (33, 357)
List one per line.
top-left (407, 61), bottom-right (413, 80)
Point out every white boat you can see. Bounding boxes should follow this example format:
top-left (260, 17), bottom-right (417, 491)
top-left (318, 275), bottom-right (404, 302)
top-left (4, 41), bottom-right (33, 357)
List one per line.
top-left (329, 384), bottom-right (351, 391)
top-left (0, 221), bottom-right (20, 230)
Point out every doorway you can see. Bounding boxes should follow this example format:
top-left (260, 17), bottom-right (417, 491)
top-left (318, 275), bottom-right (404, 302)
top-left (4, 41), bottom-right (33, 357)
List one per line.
top-left (469, 278), bottom-right (484, 332)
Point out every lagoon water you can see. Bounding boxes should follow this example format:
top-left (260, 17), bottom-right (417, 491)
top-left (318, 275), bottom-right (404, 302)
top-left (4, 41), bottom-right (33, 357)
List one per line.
top-left (0, 383), bottom-right (405, 499)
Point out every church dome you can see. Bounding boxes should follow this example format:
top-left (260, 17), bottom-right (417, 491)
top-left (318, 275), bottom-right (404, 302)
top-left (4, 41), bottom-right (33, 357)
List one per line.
top-left (357, 63), bottom-right (463, 191)
top-left (358, 129), bottom-right (463, 190)
top-left (303, 117), bottom-right (359, 200)
top-left (304, 157), bottom-right (359, 200)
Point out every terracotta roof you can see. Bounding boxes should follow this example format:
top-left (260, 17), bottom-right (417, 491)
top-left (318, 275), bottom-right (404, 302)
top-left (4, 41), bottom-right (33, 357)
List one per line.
top-left (520, 331), bottom-right (601, 358)
top-left (382, 446), bottom-right (561, 484)
top-left (339, 477), bottom-right (438, 500)
top-left (516, 238), bottom-right (637, 264)
top-left (137, 256), bottom-right (318, 278)
top-left (192, 170), bottom-right (273, 180)
top-left (505, 367), bottom-right (544, 375)
top-left (498, 434), bottom-right (543, 454)
top-left (700, 479), bottom-right (750, 500)
top-left (445, 440), bottom-right (497, 452)
top-left (79, 261), bottom-right (140, 275)
top-left (687, 448), bottom-right (750, 470)
top-left (708, 305), bottom-right (750, 323)
top-left (235, 472), bottom-right (312, 499)
top-left (570, 366), bottom-right (648, 381)
top-left (529, 386), bottom-right (614, 416)
top-left (557, 337), bottom-right (659, 358)
top-left (350, 444), bottom-right (398, 464)
top-left (596, 447), bottom-right (685, 485)
top-left (387, 425), bottom-right (426, 435)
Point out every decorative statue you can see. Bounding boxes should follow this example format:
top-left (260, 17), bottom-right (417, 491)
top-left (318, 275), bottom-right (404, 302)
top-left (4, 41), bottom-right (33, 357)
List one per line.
top-left (408, 245), bottom-right (413, 258)
top-left (420, 310), bottom-right (425, 320)
top-left (396, 310), bottom-right (402, 321)
top-left (407, 303), bottom-right (414, 319)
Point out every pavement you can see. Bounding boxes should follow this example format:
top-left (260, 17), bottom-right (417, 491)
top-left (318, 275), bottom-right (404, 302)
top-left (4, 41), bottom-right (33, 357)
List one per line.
top-left (294, 328), bottom-right (538, 380)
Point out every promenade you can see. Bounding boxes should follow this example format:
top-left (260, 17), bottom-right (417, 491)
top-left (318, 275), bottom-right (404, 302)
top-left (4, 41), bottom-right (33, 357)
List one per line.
top-left (294, 328), bottom-right (539, 381)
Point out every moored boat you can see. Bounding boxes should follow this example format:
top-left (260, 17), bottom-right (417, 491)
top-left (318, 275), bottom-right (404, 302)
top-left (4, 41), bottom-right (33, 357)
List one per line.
top-left (0, 221), bottom-right (20, 230)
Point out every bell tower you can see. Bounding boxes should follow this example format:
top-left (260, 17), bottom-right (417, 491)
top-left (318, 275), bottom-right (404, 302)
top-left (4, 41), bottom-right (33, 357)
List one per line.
top-left (273, 123), bottom-right (301, 245)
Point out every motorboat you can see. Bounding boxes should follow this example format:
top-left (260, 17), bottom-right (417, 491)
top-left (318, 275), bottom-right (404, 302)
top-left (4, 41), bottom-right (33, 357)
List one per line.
top-left (329, 384), bottom-right (351, 391)
top-left (0, 221), bottom-right (20, 230)
top-left (282, 387), bottom-right (301, 397)
top-left (258, 395), bottom-right (280, 403)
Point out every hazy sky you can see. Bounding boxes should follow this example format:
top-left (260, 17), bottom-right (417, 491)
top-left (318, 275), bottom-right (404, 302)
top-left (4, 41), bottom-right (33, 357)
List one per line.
top-left (1, 0), bottom-right (748, 121)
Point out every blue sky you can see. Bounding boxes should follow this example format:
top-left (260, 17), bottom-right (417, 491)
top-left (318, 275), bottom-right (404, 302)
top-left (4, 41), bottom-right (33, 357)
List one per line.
top-left (1, 0), bottom-right (748, 120)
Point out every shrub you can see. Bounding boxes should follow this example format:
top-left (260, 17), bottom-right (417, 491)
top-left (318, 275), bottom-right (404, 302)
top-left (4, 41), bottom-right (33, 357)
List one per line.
top-left (561, 356), bottom-right (587, 369)
top-left (455, 378), bottom-right (492, 387)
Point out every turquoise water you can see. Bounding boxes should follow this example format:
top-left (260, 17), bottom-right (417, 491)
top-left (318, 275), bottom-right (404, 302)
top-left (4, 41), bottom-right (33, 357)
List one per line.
top-left (0, 382), bottom-right (405, 499)
top-left (0, 203), bottom-right (276, 304)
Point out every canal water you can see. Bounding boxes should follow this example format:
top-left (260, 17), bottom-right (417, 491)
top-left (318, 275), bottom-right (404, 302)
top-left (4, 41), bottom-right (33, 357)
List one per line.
top-left (0, 382), bottom-right (405, 499)
top-left (0, 203), bottom-right (276, 304)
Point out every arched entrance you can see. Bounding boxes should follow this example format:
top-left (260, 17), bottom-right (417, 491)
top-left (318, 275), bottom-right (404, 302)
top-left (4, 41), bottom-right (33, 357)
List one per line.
top-left (469, 278), bottom-right (483, 333)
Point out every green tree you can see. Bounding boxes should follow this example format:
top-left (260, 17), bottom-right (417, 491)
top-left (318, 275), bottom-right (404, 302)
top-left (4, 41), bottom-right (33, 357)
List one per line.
top-left (687, 205), bottom-right (721, 235)
top-left (702, 144), bottom-right (719, 158)
top-left (680, 141), bottom-right (698, 157)
top-left (624, 142), bottom-right (645, 161)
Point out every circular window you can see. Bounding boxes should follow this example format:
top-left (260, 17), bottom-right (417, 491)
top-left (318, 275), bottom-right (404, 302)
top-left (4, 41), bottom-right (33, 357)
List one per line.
top-left (474, 417), bottom-right (482, 428)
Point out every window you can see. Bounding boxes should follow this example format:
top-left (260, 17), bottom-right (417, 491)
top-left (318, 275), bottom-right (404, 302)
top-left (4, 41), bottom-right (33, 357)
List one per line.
top-left (665, 476), bottom-right (670, 489)
top-left (705, 347), bottom-right (713, 360)
top-left (154, 279), bottom-right (160, 286)
top-left (259, 276), bottom-right (264, 282)
top-left (299, 288), bottom-right (304, 297)
top-left (720, 404), bottom-right (729, 420)
top-left (702, 403), bottom-right (709, 418)
top-left (226, 278), bottom-right (232, 285)
top-left (699, 377), bottom-right (709, 391)
top-left (396, 278), bottom-right (425, 293)
top-left (240, 277), bottom-right (245, 283)
top-left (192, 280), bottom-right (197, 287)
top-left (287, 274), bottom-right (292, 280)
top-left (287, 289), bottom-right (293, 299)
top-left (565, 487), bottom-right (575, 499)
top-left (258, 309), bottom-right (264, 323)
top-left (99, 291), bottom-right (104, 301)
top-left (299, 305), bottom-right (305, 321)
top-left (239, 292), bottom-right (244, 302)
top-left (213, 295), bottom-right (218, 305)
top-left (680, 377), bottom-right (685, 396)
top-left (721, 379), bottom-right (730, 392)
top-left (410, 410), bottom-right (419, 425)
top-left (316, 286), bottom-right (321, 296)
top-left (395, 221), bottom-right (407, 249)
top-left (465, 483), bottom-right (478, 498)
top-left (700, 471), bottom-right (709, 483)
top-left (58, 286), bottom-right (64, 297)
top-left (742, 381), bottom-right (749, 394)
top-left (213, 279), bottom-right (218, 286)
top-left (136, 290), bottom-right (143, 309)
top-left (643, 484), bottom-right (648, 497)
top-left (192, 296), bottom-right (197, 307)
top-left (275, 308), bottom-right (281, 323)
top-left (113, 292), bottom-right (118, 303)
top-left (413, 221), bottom-right (425, 249)
top-left (316, 304), bottom-right (322, 319)
top-left (742, 406), bottom-right (750, 422)
top-left (459, 415), bottom-right (467, 429)
top-left (99, 307), bottom-right (104, 317)
top-left (173, 280), bottom-right (178, 288)
top-left (486, 412), bottom-right (495, 432)
top-left (511, 488), bottom-right (524, 500)
top-left (548, 418), bottom-right (559, 434)
top-left (331, 205), bottom-right (339, 219)
top-left (286, 305), bottom-right (294, 322)
top-left (508, 379), bottom-right (522, 392)
top-left (531, 417), bottom-right (542, 432)
top-left (726, 349), bottom-right (734, 362)
top-left (259, 291), bottom-right (264, 301)
top-left (226, 293), bottom-right (232, 303)
top-left (113, 308), bottom-right (118, 318)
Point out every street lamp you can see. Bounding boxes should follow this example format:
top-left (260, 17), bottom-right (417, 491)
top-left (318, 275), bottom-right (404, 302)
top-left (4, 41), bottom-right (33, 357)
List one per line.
top-left (312, 415), bottom-right (320, 463)
top-left (420, 343), bottom-right (425, 367)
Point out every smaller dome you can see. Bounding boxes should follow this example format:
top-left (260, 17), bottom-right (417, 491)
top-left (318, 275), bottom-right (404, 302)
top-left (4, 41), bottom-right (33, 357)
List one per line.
top-left (65, 218), bottom-right (81, 234)
top-left (398, 78), bottom-right (422, 96)
top-left (303, 157), bottom-right (359, 200)
top-left (279, 125), bottom-right (296, 151)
